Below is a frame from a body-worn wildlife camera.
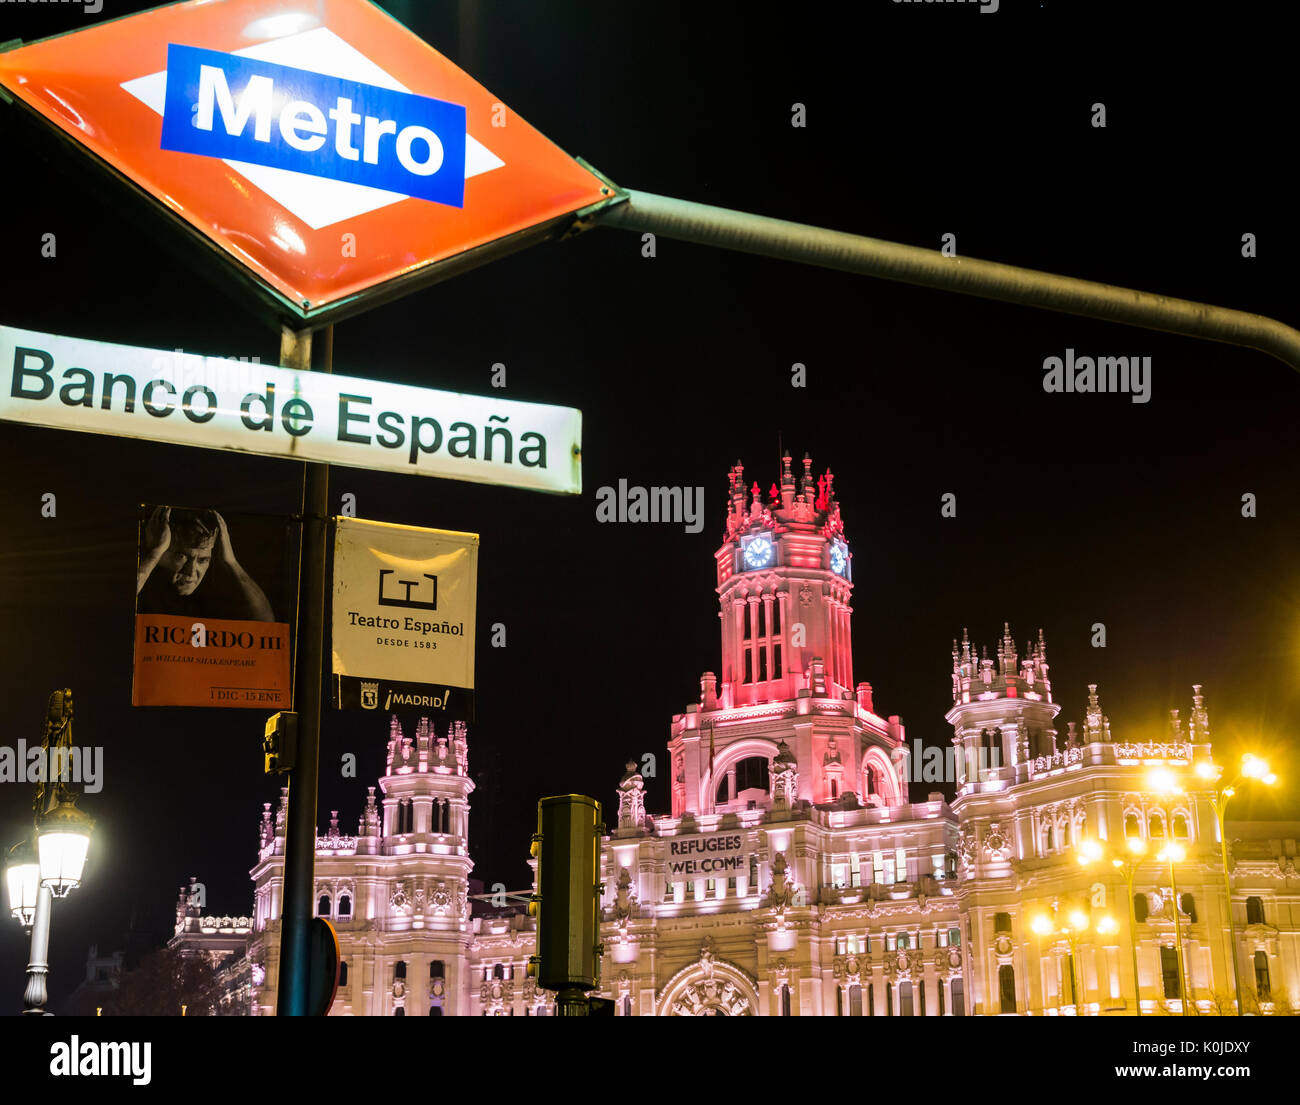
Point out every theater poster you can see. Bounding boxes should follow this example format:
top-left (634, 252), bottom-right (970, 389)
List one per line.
top-left (332, 518), bottom-right (477, 719)
top-left (132, 505), bottom-right (296, 708)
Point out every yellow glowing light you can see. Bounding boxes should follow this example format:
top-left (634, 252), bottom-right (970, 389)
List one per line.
top-left (1069, 909), bottom-right (1089, 932)
top-left (1241, 754), bottom-right (1269, 780)
top-left (1031, 913), bottom-right (1053, 936)
top-left (1096, 915), bottom-right (1118, 935)
top-left (1079, 839), bottom-right (1103, 864)
top-left (1195, 761), bottom-right (1219, 780)
top-left (1161, 842), bottom-right (1186, 864)
top-left (1147, 768), bottom-right (1182, 795)
top-left (1262, 773), bottom-right (1278, 786)
top-left (1127, 837), bottom-right (1148, 856)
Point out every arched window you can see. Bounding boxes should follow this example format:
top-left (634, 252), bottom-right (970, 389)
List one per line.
top-left (1134, 894), bottom-right (1149, 923)
top-left (994, 912), bottom-right (1013, 935)
top-left (1149, 814), bottom-right (1165, 839)
top-left (951, 977), bottom-right (965, 1017)
top-left (1045, 823), bottom-right (1055, 852)
top-left (339, 962), bottom-right (348, 986)
top-left (1173, 813), bottom-right (1189, 839)
top-left (493, 964), bottom-right (505, 980)
top-left (1125, 812), bottom-right (1141, 838)
top-left (866, 767), bottom-right (878, 796)
top-left (1180, 893), bottom-right (1197, 923)
top-left (849, 984), bottom-right (862, 1016)
top-left (1255, 951), bottom-right (1271, 1000)
top-left (337, 893), bottom-right (351, 918)
top-left (735, 757), bottom-right (770, 794)
top-left (780, 984), bottom-right (791, 1016)
top-left (998, 965), bottom-right (1017, 1014)
top-left (430, 960), bottom-right (445, 980)
top-left (899, 981), bottom-right (914, 1017)
top-left (1246, 896), bottom-right (1265, 925)
top-left (394, 961), bottom-right (406, 981)
top-left (317, 894), bottom-right (330, 917)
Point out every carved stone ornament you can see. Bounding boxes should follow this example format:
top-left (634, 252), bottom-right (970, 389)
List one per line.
top-left (390, 882), bottom-right (409, 912)
top-left (832, 954), bottom-right (862, 983)
top-left (937, 946), bottom-right (962, 975)
top-left (993, 933), bottom-right (1015, 959)
top-left (958, 828), bottom-right (977, 869)
top-left (983, 822), bottom-right (1009, 862)
top-left (430, 881), bottom-right (452, 915)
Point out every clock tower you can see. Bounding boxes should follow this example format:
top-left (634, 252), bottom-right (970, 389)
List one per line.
top-left (715, 452), bottom-right (854, 708)
top-left (664, 453), bottom-right (905, 820)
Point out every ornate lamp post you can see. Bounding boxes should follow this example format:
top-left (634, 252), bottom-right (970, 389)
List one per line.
top-left (1030, 903), bottom-right (1117, 1015)
top-left (3, 689), bottom-right (94, 1015)
top-left (1195, 754), bottom-right (1277, 1016)
top-left (1078, 836), bottom-right (1147, 1015)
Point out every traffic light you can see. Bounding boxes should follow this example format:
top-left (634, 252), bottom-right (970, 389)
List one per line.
top-left (532, 795), bottom-right (602, 997)
top-left (263, 711), bottom-right (298, 774)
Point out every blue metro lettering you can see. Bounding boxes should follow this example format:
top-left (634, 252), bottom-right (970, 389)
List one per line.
top-left (160, 44), bottom-right (466, 207)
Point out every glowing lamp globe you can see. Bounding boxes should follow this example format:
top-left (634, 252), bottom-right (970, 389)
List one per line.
top-left (5, 840), bottom-right (40, 927)
top-left (37, 798), bottom-right (93, 898)
top-left (1241, 754), bottom-right (1267, 780)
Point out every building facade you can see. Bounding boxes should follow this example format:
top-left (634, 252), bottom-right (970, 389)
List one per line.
top-left (236, 456), bottom-right (1298, 1015)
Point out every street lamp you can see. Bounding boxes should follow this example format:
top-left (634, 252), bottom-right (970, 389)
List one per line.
top-left (1196, 753), bottom-right (1277, 1016)
top-left (5, 840), bottom-right (40, 929)
top-left (37, 795), bottom-right (94, 898)
top-left (4, 689), bottom-right (95, 1015)
top-left (1030, 904), bottom-right (1116, 1015)
top-left (1078, 836), bottom-right (1147, 1015)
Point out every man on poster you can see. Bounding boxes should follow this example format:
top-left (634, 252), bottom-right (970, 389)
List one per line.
top-left (136, 506), bottom-right (274, 622)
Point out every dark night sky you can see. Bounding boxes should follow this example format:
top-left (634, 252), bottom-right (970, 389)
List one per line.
top-left (1, 1), bottom-right (1297, 1012)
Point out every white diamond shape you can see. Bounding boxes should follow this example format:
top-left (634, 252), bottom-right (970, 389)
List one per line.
top-left (121, 26), bottom-right (504, 230)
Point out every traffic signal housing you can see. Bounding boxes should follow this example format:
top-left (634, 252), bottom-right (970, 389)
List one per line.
top-left (533, 794), bottom-right (603, 995)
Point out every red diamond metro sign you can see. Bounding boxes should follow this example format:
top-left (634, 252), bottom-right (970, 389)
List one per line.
top-left (0, 0), bottom-right (621, 325)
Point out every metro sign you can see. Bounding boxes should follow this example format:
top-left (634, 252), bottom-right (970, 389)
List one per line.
top-left (0, 0), bottom-right (620, 324)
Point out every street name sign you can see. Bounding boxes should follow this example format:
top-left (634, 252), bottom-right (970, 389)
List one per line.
top-left (0, 0), bottom-right (619, 324)
top-left (0, 323), bottom-right (582, 494)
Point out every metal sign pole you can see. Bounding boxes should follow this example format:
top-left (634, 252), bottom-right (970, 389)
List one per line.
top-left (277, 325), bottom-right (332, 1016)
top-left (595, 189), bottom-right (1300, 374)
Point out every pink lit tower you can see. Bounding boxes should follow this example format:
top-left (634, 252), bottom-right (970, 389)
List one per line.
top-left (664, 454), bottom-right (907, 821)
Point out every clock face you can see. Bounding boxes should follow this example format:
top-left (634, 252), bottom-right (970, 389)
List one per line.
top-left (830, 541), bottom-right (848, 576)
top-left (743, 535), bottom-right (774, 570)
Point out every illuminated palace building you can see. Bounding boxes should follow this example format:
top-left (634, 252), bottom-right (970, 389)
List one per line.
top-left (218, 456), bottom-right (1298, 1015)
